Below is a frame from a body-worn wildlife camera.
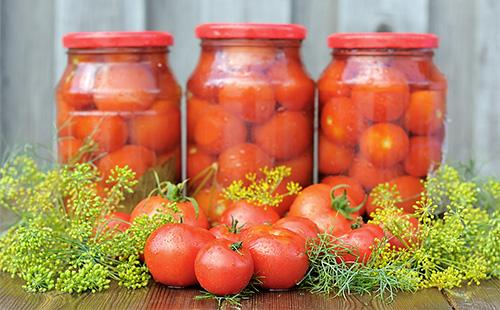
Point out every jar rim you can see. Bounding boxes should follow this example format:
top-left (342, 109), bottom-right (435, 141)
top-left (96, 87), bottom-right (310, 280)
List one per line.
top-left (195, 23), bottom-right (306, 40)
top-left (63, 31), bottom-right (174, 48)
top-left (328, 32), bottom-right (438, 49)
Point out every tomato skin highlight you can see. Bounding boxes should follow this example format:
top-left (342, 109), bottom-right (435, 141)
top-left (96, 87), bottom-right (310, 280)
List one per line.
top-left (274, 216), bottom-right (319, 240)
top-left (195, 239), bottom-right (254, 296)
top-left (144, 223), bottom-right (215, 287)
top-left (242, 225), bottom-right (309, 290)
top-left (219, 201), bottom-right (280, 228)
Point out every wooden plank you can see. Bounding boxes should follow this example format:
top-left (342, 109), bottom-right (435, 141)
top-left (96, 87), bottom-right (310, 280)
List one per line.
top-left (356, 288), bottom-right (451, 310)
top-left (1, 0), bottom-right (55, 152)
top-left (443, 279), bottom-right (500, 310)
top-left (337, 0), bottom-right (429, 32)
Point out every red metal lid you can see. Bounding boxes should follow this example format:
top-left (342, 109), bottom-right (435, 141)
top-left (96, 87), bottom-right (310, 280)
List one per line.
top-left (63, 31), bottom-right (174, 48)
top-left (196, 23), bottom-right (307, 39)
top-left (328, 33), bottom-right (438, 49)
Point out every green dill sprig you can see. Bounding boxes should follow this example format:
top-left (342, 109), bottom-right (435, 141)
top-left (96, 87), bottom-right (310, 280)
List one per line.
top-left (194, 276), bottom-right (262, 309)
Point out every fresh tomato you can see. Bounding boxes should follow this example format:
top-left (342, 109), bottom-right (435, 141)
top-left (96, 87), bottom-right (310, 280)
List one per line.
top-left (195, 239), bottom-right (254, 295)
top-left (144, 223), bottom-right (215, 287)
top-left (269, 61), bottom-right (314, 111)
top-left (253, 111), bottom-right (312, 160)
top-left (194, 105), bottom-right (247, 155)
top-left (97, 145), bottom-right (156, 181)
top-left (320, 96), bottom-right (366, 146)
top-left (337, 224), bottom-right (383, 264)
top-left (219, 201), bottom-right (280, 228)
top-left (186, 145), bottom-right (215, 183)
top-left (131, 195), bottom-right (209, 229)
top-left (94, 63), bottom-right (157, 111)
top-left (352, 66), bottom-right (409, 122)
top-left (386, 215), bottom-right (420, 250)
top-left (187, 50), bottom-right (219, 101)
top-left (349, 157), bottom-right (403, 190)
top-left (242, 225), bottom-right (308, 290)
top-left (209, 220), bottom-right (245, 243)
top-left (73, 115), bottom-right (128, 153)
top-left (194, 187), bottom-right (230, 224)
top-left (288, 184), bottom-right (355, 235)
top-left (60, 64), bottom-right (97, 110)
top-left (273, 216), bottom-right (319, 240)
top-left (318, 60), bottom-right (350, 104)
top-left (404, 137), bottom-right (442, 177)
top-left (359, 123), bottom-right (409, 168)
top-left (404, 90), bottom-right (445, 135)
top-left (58, 136), bottom-right (83, 163)
top-left (156, 66), bottom-right (182, 102)
top-left (321, 176), bottom-right (366, 207)
top-left (276, 150), bottom-right (313, 186)
top-left (218, 76), bottom-right (276, 123)
top-left (319, 134), bottom-right (354, 174)
top-left (216, 143), bottom-right (273, 187)
top-left (129, 100), bottom-right (180, 152)
top-left (187, 96), bottom-right (212, 142)
top-left (390, 57), bottom-right (432, 88)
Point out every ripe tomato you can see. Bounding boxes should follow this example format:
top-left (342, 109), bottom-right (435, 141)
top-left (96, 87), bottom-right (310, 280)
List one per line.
top-left (386, 216), bottom-right (420, 250)
top-left (321, 176), bottom-right (366, 207)
top-left (60, 64), bottom-right (97, 109)
top-left (220, 201), bottom-right (280, 228)
top-left (58, 136), bottom-right (83, 163)
top-left (390, 58), bottom-right (432, 87)
top-left (273, 181), bottom-right (297, 216)
top-left (73, 115), bottom-right (128, 153)
top-left (253, 111), bottom-right (312, 160)
top-left (187, 96), bottom-right (212, 142)
top-left (144, 223), bottom-right (215, 287)
top-left (194, 187), bottom-right (230, 223)
top-left (319, 134), bottom-right (354, 174)
top-left (217, 143), bottom-right (273, 187)
top-left (269, 61), bottom-right (314, 111)
top-left (97, 145), bottom-right (156, 181)
top-left (352, 66), bottom-right (409, 122)
top-left (288, 184), bottom-right (353, 235)
top-left (318, 60), bottom-right (350, 104)
top-left (186, 145), bottom-right (215, 183)
top-left (337, 224), bottom-right (383, 264)
top-left (220, 46), bottom-right (277, 72)
top-left (273, 216), bottom-right (319, 240)
top-left (129, 100), bottom-right (180, 152)
top-left (404, 90), bottom-right (446, 135)
top-left (101, 211), bottom-right (131, 234)
top-left (187, 50), bottom-right (219, 101)
top-left (131, 195), bottom-right (209, 229)
top-left (156, 67), bottom-right (182, 102)
top-left (404, 137), bottom-right (442, 177)
top-left (320, 97), bottom-right (366, 146)
top-left (359, 123), bottom-right (409, 167)
top-left (277, 150), bottom-right (313, 186)
top-left (218, 76), bottom-right (276, 123)
top-left (195, 239), bottom-right (254, 295)
top-left (242, 225), bottom-right (308, 290)
top-left (194, 105), bottom-right (247, 155)
top-left (349, 157), bottom-right (403, 190)
top-left (209, 222), bottom-right (244, 242)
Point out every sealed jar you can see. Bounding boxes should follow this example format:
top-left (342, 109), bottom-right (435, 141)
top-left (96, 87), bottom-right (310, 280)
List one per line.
top-left (318, 33), bottom-right (446, 212)
top-left (187, 23), bottom-right (314, 218)
top-left (57, 31), bottom-right (181, 190)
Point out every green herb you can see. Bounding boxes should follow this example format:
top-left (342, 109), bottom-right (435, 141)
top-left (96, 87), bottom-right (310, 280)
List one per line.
top-left (194, 277), bottom-right (262, 310)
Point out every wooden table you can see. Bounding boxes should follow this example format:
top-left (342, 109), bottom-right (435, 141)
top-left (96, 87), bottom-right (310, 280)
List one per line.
top-left (0, 273), bottom-right (498, 309)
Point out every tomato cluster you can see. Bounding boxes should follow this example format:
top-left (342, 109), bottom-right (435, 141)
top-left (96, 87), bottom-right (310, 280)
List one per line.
top-left (56, 49), bottom-right (181, 183)
top-left (187, 42), bottom-right (314, 217)
top-left (318, 52), bottom-right (446, 216)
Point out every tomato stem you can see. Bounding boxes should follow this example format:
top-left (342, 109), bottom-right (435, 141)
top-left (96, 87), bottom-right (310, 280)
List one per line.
top-left (230, 241), bottom-right (243, 253)
top-left (329, 184), bottom-right (363, 220)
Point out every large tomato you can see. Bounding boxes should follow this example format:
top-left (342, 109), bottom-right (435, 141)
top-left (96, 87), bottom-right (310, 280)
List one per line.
top-left (144, 223), bottom-right (215, 287)
top-left (195, 239), bottom-right (254, 295)
top-left (209, 222), bottom-right (244, 243)
top-left (273, 216), bottom-right (319, 240)
top-left (242, 225), bottom-right (308, 290)
top-left (219, 201), bottom-right (280, 228)
top-left (321, 176), bottom-right (366, 207)
top-left (337, 224), bottom-right (384, 264)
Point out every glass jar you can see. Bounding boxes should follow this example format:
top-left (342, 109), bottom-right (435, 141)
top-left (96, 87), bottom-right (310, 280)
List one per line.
top-left (57, 32), bottom-right (181, 197)
top-left (187, 23), bottom-right (314, 219)
top-left (318, 33), bottom-right (446, 212)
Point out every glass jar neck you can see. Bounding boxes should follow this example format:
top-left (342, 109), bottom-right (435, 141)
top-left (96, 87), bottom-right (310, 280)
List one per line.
top-left (332, 48), bottom-right (434, 58)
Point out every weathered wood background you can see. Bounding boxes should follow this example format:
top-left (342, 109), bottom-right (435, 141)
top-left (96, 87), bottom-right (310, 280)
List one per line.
top-left (0, 0), bottom-right (499, 175)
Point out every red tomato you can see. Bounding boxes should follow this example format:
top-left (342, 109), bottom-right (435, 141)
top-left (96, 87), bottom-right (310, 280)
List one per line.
top-left (386, 216), bottom-right (420, 250)
top-left (195, 239), bottom-right (254, 295)
top-left (390, 58), bottom-right (432, 87)
top-left (218, 76), bottom-right (276, 123)
top-left (404, 137), bottom-right (442, 177)
top-left (194, 187), bottom-right (230, 223)
top-left (337, 224), bottom-right (383, 264)
top-left (253, 111), bottom-right (312, 160)
top-left (277, 150), bottom-right (313, 186)
top-left (60, 64), bottom-right (97, 109)
top-left (156, 67), bottom-right (182, 102)
top-left (242, 225), bottom-right (308, 290)
top-left (187, 145), bottom-right (215, 182)
top-left (349, 157), bottom-right (403, 190)
top-left (273, 181), bottom-right (297, 217)
top-left (320, 97), bottom-right (366, 146)
top-left (129, 100), bottom-right (180, 152)
top-left (219, 46), bottom-right (277, 72)
top-left (209, 223), bottom-right (244, 242)
top-left (94, 64), bottom-right (156, 111)
top-left (217, 143), bottom-right (273, 187)
top-left (102, 211), bottom-right (131, 234)
top-left (288, 184), bottom-right (353, 235)
top-left (318, 60), bottom-right (350, 104)
top-left (269, 61), bottom-right (314, 111)
top-left (131, 195), bottom-right (209, 229)
top-left (359, 123), bottom-right (409, 167)
top-left (321, 176), bottom-right (366, 207)
top-left (73, 115), bottom-right (128, 153)
top-left (319, 134), bottom-right (354, 174)
top-left (273, 216), bottom-right (319, 240)
top-left (352, 66), bottom-right (409, 122)
top-left (56, 98), bottom-right (78, 137)
top-left (144, 223), bottom-right (215, 287)
top-left (187, 97), bottom-right (212, 142)
top-left (404, 90), bottom-right (446, 135)
top-left (97, 145), bottom-right (156, 181)
top-left (187, 50), bottom-right (219, 101)
top-left (194, 105), bottom-right (247, 155)
top-left (58, 136), bottom-right (83, 163)
top-left (219, 201), bottom-right (280, 228)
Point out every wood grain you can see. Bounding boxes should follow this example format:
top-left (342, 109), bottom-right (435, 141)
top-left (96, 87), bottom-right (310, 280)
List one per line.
top-left (444, 280), bottom-right (500, 310)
